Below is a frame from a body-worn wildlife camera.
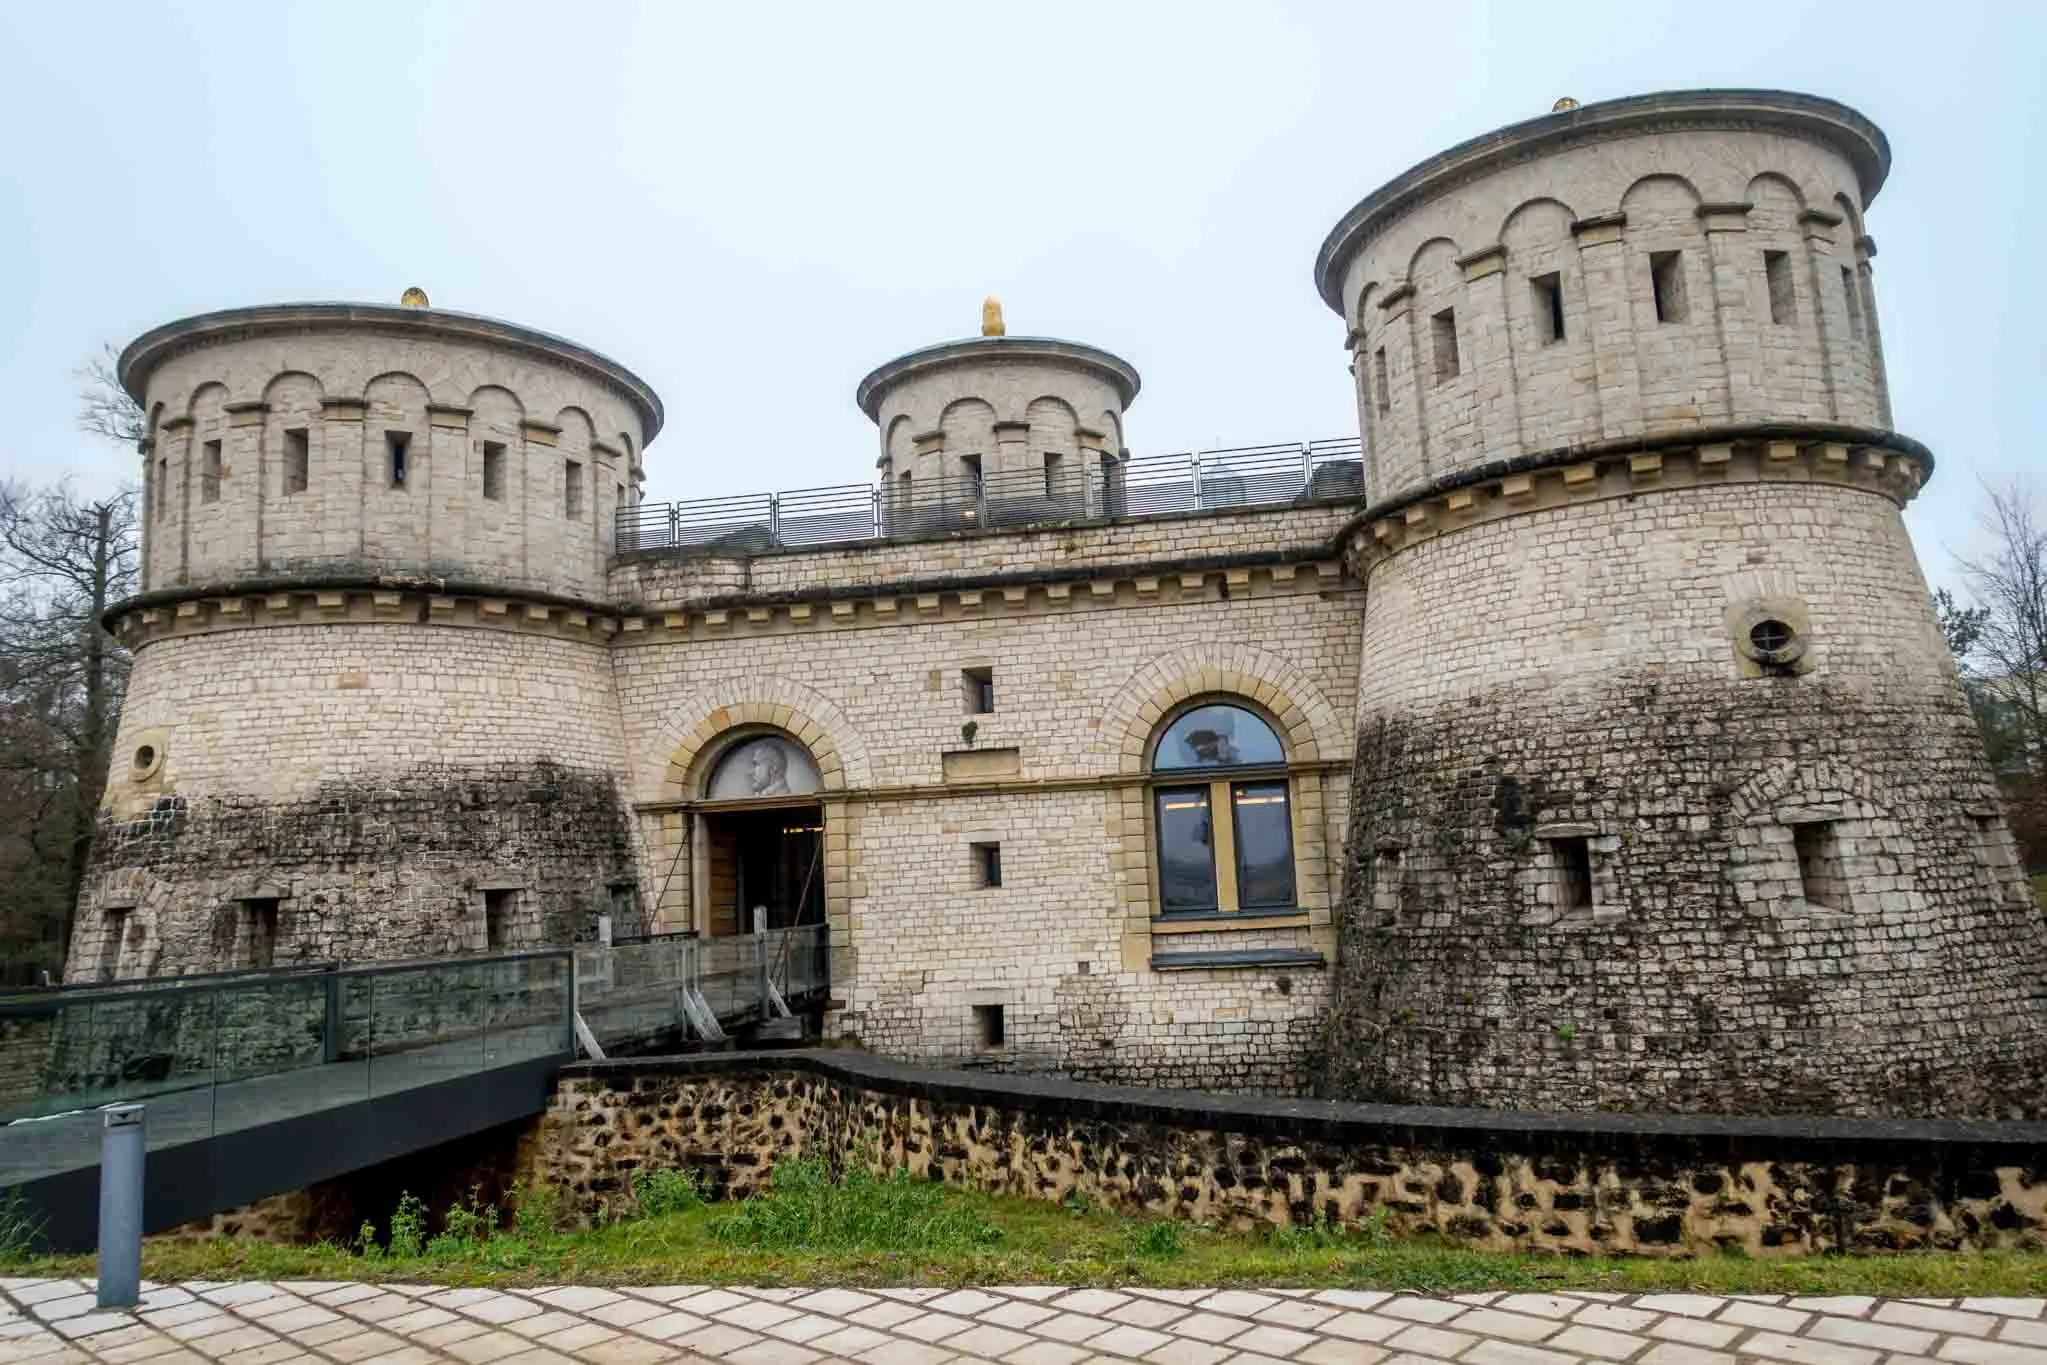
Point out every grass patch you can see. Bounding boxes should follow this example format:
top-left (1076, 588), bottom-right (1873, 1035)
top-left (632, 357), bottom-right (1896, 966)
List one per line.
top-left (6, 1163), bottom-right (2046, 1295)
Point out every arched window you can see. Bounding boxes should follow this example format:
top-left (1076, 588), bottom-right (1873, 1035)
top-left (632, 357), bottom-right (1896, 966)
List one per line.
top-left (1150, 702), bottom-right (1296, 915)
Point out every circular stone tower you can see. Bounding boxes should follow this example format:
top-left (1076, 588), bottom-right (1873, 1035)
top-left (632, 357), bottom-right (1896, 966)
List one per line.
top-left (1314, 91), bottom-right (2047, 1117)
top-left (856, 303), bottom-right (1139, 532)
top-left (72, 300), bottom-right (663, 980)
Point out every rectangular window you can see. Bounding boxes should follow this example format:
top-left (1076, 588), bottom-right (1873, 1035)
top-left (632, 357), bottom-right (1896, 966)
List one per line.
top-left (1764, 250), bottom-right (1795, 325)
top-left (1532, 272), bottom-right (1566, 344)
top-left (565, 459), bottom-right (584, 519)
top-left (972, 841), bottom-right (1003, 889)
top-left (962, 666), bottom-right (994, 715)
top-left (1650, 251), bottom-right (1688, 323)
top-left (1043, 451), bottom-right (1064, 498)
top-left (1549, 836), bottom-right (1594, 911)
top-left (1371, 848), bottom-right (1404, 926)
top-left (1431, 308), bottom-right (1460, 383)
top-left (484, 888), bottom-right (518, 950)
top-left (386, 431), bottom-right (410, 489)
top-left (200, 440), bottom-right (222, 504)
top-left (156, 459), bottom-right (168, 518)
top-left (1155, 786), bottom-right (1218, 913)
top-left (1230, 781), bottom-right (1296, 909)
top-left (282, 429), bottom-right (309, 495)
top-left (1841, 265), bottom-right (1864, 338)
top-left (973, 1003), bottom-right (1005, 1049)
top-left (961, 452), bottom-right (983, 495)
top-left (1792, 822), bottom-right (1845, 910)
top-left (99, 909), bottom-right (129, 981)
top-left (1373, 347), bottom-right (1391, 413)
top-left (240, 898), bottom-right (280, 970)
top-left (482, 441), bottom-right (505, 501)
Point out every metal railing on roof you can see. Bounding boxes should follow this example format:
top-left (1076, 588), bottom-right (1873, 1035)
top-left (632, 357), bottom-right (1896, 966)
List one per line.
top-left (616, 437), bottom-right (1365, 556)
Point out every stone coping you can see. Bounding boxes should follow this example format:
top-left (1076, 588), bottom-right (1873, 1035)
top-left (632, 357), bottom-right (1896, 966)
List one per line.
top-left (562, 1048), bottom-right (2047, 1153)
top-left (1313, 88), bottom-right (1891, 310)
top-left (117, 301), bottom-right (665, 439)
top-left (1336, 420), bottom-right (1935, 567)
top-left (855, 335), bottom-right (1142, 419)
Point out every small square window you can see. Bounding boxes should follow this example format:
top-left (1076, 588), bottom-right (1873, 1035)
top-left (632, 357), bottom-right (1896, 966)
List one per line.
top-left (1764, 250), bottom-right (1795, 325)
top-left (1431, 308), bottom-right (1460, 382)
top-left (962, 666), bottom-right (994, 715)
top-left (386, 431), bottom-right (411, 489)
top-left (972, 1003), bottom-right (1005, 1049)
top-left (282, 429), bottom-right (309, 495)
top-left (484, 887), bottom-right (519, 950)
top-left (1531, 272), bottom-right (1566, 344)
top-left (1547, 836), bottom-right (1594, 911)
top-left (972, 841), bottom-right (1002, 889)
top-left (565, 459), bottom-right (584, 519)
top-left (1650, 251), bottom-right (1688, 323)
top-left (482, 442), bottom-right (505, 501)
top-left (1792, 822), bottom-right (1845, 910)
top-left (200, 440), bottom-right (222, 504)
top-left (240, 898), bottom-right (280, 970)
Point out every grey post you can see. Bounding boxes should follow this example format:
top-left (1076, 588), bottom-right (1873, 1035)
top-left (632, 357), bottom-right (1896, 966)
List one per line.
top-left (97, 1104), bottom-right (145, 1309)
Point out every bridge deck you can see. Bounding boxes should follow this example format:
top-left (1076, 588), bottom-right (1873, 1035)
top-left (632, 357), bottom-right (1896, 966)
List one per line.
top-left (0, 928), bottom-right (827, 1250)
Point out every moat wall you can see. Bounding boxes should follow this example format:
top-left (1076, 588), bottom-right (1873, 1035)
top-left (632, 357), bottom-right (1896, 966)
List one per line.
top-left (531, 1051), bottom-right (2047, 1256)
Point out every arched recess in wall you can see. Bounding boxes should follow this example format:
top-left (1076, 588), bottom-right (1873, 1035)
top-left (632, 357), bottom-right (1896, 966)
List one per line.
top-left (642, 675), bottom-right (871, 806)
top-left (1500, 197), bottom-right (1597, 450)
top-left (468, 385), bottom-right (525, 513)
top-left (259, 373), bottom-right (325, 563)
top-left (1722, 757), bottom-right (1920, 920)
top-left (937, 398), bottom-right (996, 479)
top-left (1097, 643), bottom-right (1344, 777)
top-left (1025, 396), bottom-right (1079, 498)
top-left (362, 372), bottom-right (431, 503)
top-left (553, 406), bottom-right (595, 527)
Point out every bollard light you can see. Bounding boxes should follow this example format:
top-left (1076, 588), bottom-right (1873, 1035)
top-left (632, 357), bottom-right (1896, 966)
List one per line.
top-left (97, 1104), bottom-right (144, 1309)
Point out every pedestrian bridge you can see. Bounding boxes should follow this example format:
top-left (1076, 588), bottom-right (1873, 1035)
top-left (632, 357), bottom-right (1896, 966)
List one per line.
top-left (0, 927), bottom-right (828, 1251)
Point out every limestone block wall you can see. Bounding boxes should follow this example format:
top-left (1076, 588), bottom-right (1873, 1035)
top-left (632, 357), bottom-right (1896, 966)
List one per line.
top-left (1318, 93), bottom-right (1893, 504)
top-left (610, 510), bottom-right (1362, 1093)
top-left (71, 612), bottom-right (640, 977)
top-left (1326, 452), bottom-right (2047, 1117)
top-left (126, 305), bottom-right (660, 599)
top-left (538, 1053), bottom-right (2047, 1255)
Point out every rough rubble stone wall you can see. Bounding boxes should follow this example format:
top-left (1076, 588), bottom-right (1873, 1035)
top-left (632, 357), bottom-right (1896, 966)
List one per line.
top-left (137, 321), bottom-right (648, 599)
top-left (72, 621), bottom-right (639, 977)
top-left (1326, 480), bottom-right (2047, 1116)
top-left (1334, 122), bottom-right (1888, 504)
top-left (536, 1055), bottom-right (2047, 1256)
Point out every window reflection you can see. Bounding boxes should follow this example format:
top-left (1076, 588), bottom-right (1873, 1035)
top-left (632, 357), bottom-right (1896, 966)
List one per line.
top-left (1155, 787), bottom-right (1218, 913)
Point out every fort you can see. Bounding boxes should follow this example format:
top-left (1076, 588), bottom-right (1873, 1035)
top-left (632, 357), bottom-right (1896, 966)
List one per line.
top-left (69, 89), bottom-right (2047, 1119)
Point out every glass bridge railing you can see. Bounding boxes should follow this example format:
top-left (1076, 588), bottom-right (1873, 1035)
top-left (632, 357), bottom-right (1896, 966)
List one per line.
top-left (0, 951), bottom-right (573, 1187)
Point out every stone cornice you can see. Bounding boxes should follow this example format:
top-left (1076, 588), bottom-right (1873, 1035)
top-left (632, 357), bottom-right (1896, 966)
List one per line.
top-left (105, 549), bottom-right (1354, 650)
top-left (1314, 89), bottom-right (1890, 311)
top-left (1341, 426), bottom-right (1933, 574)
top-left (118, 302), bottom-right (664, 440)
top-left (854, 336), bottom-right (1142, 420)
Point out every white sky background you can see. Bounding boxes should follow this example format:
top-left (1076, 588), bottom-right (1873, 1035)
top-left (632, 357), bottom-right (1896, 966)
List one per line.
top-left (0, 0), bottom-right (2040, 594)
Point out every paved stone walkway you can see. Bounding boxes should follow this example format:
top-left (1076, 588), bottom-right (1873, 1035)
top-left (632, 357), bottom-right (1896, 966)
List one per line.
top-left (1, 1280), bottom-right (2043, 1365)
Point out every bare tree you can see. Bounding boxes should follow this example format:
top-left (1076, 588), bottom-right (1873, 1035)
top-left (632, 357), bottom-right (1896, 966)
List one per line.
top-left (73, 343), bottom-right (146, 448)
top-left (1950, 481), bottom-right (2047, 879)
top-left (0, 481), bottom-right (140, 969)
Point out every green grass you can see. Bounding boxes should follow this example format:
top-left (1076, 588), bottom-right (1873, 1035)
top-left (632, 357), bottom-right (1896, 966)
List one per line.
top-left (7, 1160), bottom-right (2046, 1295)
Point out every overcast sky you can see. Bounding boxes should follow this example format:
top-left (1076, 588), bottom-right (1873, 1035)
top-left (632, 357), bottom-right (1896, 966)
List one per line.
top-left (1, 0), bottom-right (2039, 593)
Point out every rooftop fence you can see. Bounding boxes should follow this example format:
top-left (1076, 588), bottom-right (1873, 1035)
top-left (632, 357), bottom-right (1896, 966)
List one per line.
top-left (617, 437), bottom-right (1365, 556)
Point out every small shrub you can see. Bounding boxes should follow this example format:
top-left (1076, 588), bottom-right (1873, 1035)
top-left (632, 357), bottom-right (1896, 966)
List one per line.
top-left (632, 1167), bottom-right (706, 1219)
top-left (387, 1192), bottom-right (429, 1259)
top-left (0, 1189), bottom-right (44, 1262)
top-left (427, 1188), bottom-right (496, 1257)
top-left (510, 1181), bottom-right (565, 1239)
top-left (1129, 1220), bottom-right (1184, 1258)
top-left (711, 1158), bottom-right (1000, 1252)
top-left (354, 1220), bottom-right (381, 1259)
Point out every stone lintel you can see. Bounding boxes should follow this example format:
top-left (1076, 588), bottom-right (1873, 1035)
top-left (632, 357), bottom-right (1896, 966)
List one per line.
top-left (1570, 211), bottom-right (1628, 245)
top-left (1457, 244), bottom-right (1508, 281)
top-left (521, 421), bottom-right (561, 446)
top-left (427, 404), bottom-right (473, 428)
top-left (1696, 201), bottom-right (1754, 231)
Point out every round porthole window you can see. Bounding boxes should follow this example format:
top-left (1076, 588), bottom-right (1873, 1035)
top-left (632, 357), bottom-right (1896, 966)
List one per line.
top-left (131, 742), bottom-right (163, 781)
top-left (1748, 619), bottom-right (1795, 657)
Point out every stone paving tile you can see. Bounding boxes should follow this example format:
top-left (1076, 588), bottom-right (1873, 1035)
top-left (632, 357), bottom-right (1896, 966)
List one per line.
top-left (1053, 1293), bottom-right (1135, 1318)
top-left (1087, 1324), bottom-right (1177, 1358)
top-left (1877, 1306), bottom-right (2008, 1337)
top-left (1170, 1313), bottom-right (1258, 1344)
top-left (1548, 1324), bottom-right (1648, 1359)
top-left (1938, 1340), bottom-right (2047, 1365)
top-left (1196, 1294), bottom-right (1283, 1321)
top-left (1461, 1339), bottom-right (1580, 1365)
top-left (1572, 1306), bottom-right (1657, 1333)
top-left (1633, 1345), bottom-right (1733, 1365)
top-left (849, 1303), bottom-right (930, 1332)
top-left (1714, 1302), bottom-right (1811, 1334)
top-left (1253, 1302), bottom-right (1338, 1331)
top-left (2005, 1322), bottom-right (2047, 1349)
top-left (1110, 1300), bottom-right (1195, 1330)
top-left (1294, 1342), bottom-right (1389, 1365)
top-left (1140, 1340), bottom-right (1238, 1365)
top-left (1228, 1324), bottom-right (1321, 1358)
top-left (630, 1310), bottom-right (710, 1342)
top-left (1379, 1301), bottom-right (1467, 1326)
top-left (1965, 1303), bottom-right (2046, 1321)
top-left (1453, 1310), bottom-right (1561, 1344)
top-left (1807, 1318), bottom-right (1939, 1354)
top-left (1008, 1342), bottom-right (1095, 1365)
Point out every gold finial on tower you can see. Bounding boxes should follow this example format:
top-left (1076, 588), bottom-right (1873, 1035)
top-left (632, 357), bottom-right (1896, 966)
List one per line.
top-left (981, 296), bottom-right (1005, 337)
top-left (400, 286), bottom-right (430, 308)
top-left (1551, 97), bottom-right (1580, 112)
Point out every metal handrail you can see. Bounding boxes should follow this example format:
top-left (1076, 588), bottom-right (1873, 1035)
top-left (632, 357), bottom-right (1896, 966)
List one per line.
top-left (617, 436), bottom-right (1364, 556)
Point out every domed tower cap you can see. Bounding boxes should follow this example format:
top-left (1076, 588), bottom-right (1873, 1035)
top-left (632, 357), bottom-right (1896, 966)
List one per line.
top-left (855, 333), bottom-right (1140, 422)
top-left (1312, 88), bottom-right (1890, 312)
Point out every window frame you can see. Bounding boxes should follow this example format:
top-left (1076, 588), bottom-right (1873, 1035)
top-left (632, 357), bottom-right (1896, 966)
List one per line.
top-left (1146, 699), bottom-right (1299, 918)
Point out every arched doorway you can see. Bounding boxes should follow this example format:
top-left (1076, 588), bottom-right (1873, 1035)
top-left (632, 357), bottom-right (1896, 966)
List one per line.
top-left (696, 733), bottom-right (825, 937)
